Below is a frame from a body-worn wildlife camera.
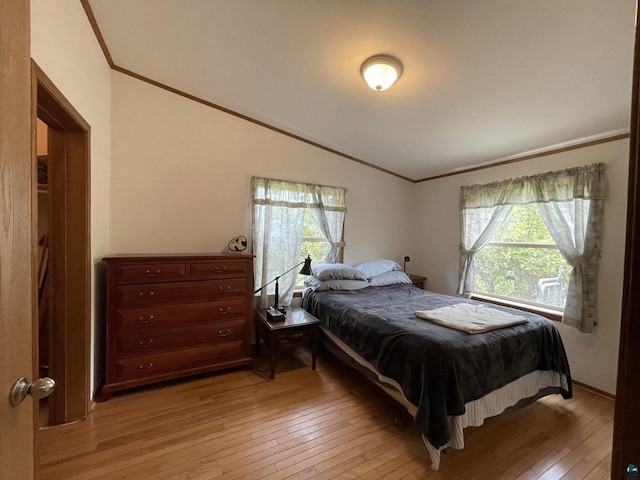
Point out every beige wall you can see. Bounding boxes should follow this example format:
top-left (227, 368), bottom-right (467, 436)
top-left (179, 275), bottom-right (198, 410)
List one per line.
top-left (111, 69), bottom-right (627, 394)
top-left (30, 1), bottom-right (627, 399)
top-left (412, 139), bottom-right (629, 394)
top-left (110, 71), bottom-right (414, 266)
top-left (31, 0), bottom-right (112, 394)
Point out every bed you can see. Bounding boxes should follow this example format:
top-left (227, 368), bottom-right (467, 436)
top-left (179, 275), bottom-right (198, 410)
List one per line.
top-left (302, 283), bottom-right (572, 470)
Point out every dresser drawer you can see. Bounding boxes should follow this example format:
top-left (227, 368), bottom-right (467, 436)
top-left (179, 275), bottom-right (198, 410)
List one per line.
top-left (115, 263), bottom-right (187, 284)
top-left (116, 320), bottom-right (247, 355)
top-left (116, 279), bottom-right (248, 307)
top-left (115, 341), bottom-right (247, 382)
top-left (116, 299), bottom-right (248, 332)
top-left (189, 260), bottom-right (248, 279)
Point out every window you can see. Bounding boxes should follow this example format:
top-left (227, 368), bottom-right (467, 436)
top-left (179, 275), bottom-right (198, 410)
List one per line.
top-left (458, 163), bottom-right (606, 332)
top-left (474, 204), bottom-right (570, 309)
top-left (251, 177), bottom-right (347, 308)
top-left (298, 209), bottom-right (331, 286)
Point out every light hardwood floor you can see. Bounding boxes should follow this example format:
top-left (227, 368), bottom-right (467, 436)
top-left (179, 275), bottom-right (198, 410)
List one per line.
top-left (39, 349), bottom-right (613, 479)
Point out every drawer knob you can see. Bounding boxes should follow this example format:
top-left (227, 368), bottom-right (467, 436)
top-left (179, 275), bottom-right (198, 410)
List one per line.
top-left (138, 362), bottom-right (154, 371)
top-left (138, 291), bottom-right (154, 297)
top-left (146, 269), bottom-right (161, 277)
top-left (218, 285), bottom-right (232, 293)
top-left (218, 329), bottom-right (231, 337)
top-left (290, 333), bottom-right (304, 340)
top-left (214, 266), bottom-right (227, 274)
top-left (139, 315), bottom-right (154, 325)
top-left (219, 306), bottom-right (232, 315)
top-left (138, 339), bottom-right (154, 348)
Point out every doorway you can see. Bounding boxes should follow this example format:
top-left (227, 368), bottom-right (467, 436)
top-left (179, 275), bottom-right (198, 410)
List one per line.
top-left (33, 62), bottom-right (91, 426)
top-left (36, 118), bottom-right (51, 426)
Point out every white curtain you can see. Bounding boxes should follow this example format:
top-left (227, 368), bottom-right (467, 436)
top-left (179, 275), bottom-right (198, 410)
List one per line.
top-left (533, 163), bottom-right (606, 332)
top-left (459, 163), bottom-right (607, 332)
top-left (310, 184), bottom-right (347, 263)
top-left (251, 177), bottom-right (347, 308)
top-left (537, 197), bottom-right (604, 332)
top-left (458, 205), bottom-right (513, 295)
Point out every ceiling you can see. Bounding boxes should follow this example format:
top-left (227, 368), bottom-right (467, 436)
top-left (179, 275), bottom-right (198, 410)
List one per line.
top-left (88, 0), bottom-right (636, 180)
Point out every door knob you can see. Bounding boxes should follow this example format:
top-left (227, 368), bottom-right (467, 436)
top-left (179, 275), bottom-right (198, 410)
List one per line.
top-left (10, 376), bottom-right (56, 406)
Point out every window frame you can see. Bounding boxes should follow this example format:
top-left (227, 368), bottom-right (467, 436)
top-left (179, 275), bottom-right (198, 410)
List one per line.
top-left (470, 292), bottom-right (563, 322)
top-left (471, 210), bottom-right (569, 320)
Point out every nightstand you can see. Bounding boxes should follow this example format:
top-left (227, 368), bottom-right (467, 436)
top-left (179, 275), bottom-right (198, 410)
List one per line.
top-left (254, 306), bottom-right (320, 380)
top-left (407, 274), bottom-right (427, 289)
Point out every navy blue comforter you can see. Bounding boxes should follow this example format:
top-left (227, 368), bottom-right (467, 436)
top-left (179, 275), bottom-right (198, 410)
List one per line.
top-left (302, 284), bottom-right (572, 447)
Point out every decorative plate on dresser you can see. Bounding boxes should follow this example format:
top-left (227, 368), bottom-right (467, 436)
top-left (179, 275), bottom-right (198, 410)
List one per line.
top-left (100, 254), bottom-right (254, 400)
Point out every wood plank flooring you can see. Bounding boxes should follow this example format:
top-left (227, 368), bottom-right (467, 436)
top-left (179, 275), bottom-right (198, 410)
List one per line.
top-left (38, 349), bottom-right (613, 479)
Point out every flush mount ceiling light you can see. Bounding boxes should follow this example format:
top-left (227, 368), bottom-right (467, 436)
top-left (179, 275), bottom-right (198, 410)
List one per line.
top-left (361, 55), bottom-right (403, 92)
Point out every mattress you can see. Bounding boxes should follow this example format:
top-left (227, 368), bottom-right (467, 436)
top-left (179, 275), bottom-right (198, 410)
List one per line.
top-left (302, 284), bottom-right (572, 469)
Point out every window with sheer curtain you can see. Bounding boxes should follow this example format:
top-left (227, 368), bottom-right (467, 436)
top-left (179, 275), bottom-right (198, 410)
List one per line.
top-left (473, 204), bottom-right (572, 309)
top-left (458, 163), bottom-right (607, 332)
top-left (251, 177), bottom-right (347, 308)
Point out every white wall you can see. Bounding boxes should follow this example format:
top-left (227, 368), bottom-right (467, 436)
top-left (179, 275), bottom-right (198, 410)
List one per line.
top-left (31, 0), bottom-right (112, 395)
top-left (110, 71), bottom-right (414, 266)
top-left (412, 139), bottom-right (629, 394)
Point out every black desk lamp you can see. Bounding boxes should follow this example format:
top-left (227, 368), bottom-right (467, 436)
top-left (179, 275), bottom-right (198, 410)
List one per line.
top-left (254, 256), bottom-right (312, 319)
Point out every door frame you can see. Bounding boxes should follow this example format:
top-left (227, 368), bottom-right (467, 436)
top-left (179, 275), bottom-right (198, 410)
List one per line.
top-left (32, 62), bottom-right (91, 424)
top-left (612, 1), bottom-right (640, 474)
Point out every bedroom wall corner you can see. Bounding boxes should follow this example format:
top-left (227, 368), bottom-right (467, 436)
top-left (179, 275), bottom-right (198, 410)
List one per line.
top-left (31, 0), bottom-right (112, 397)
top-left (411, 139), bottom-right (629, 394)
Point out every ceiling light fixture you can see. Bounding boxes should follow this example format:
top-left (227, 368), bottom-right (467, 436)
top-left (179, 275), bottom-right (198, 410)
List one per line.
top-left (361, 55), bottom-right (403, 92)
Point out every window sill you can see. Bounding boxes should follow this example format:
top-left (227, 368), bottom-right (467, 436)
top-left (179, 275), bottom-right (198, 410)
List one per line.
top-left (470, 293), bottom-right (563, 322)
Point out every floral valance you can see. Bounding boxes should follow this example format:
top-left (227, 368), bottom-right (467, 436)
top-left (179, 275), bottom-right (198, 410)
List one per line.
top-left (460, 163), bottom-right (607, 210)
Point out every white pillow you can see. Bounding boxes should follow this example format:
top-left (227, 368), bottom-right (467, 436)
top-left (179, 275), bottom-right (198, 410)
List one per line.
top-left (304, 276), bottom-right (369, 291)
top-left (311, 263), bottom-right (367, 281)
top-left (368, 271), bottom-right (412, 287)
top-left (354, 259), bottom-right (402, 279)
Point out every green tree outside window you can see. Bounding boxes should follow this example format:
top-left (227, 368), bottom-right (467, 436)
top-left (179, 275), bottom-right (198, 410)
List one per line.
top-left (475, 204), bottom-right (570, 308)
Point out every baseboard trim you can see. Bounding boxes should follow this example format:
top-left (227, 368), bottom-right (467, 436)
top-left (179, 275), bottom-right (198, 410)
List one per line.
top-left (572, 380), bottom-right (615, 400)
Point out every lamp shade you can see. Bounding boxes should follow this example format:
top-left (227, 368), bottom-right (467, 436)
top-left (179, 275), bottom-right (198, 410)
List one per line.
top-left (361, 55), bottom-right (403, 91)
top-left (299, 255), bottom-right (312, 276)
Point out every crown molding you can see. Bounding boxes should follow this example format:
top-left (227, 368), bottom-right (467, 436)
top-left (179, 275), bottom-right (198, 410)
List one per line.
top-left (111, 64), bottom-right (414, 183)
top-left (415, 133), bottom-right (630, 183)
top-left (80, 0), bottom-right (631, 185)
top-left (80, 0), bottom-right (114, 68)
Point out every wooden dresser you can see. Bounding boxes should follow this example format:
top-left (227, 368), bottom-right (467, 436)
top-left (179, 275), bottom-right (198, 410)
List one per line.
top-left (101, 254), bottom-right (254, 399)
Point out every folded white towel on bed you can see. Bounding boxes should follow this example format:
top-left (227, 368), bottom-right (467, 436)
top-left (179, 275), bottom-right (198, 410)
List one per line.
top-left (414, 303), bottom-right (528, 334)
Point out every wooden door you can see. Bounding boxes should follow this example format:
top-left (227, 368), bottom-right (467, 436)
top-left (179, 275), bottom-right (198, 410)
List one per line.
top-left (0, 0), bottom-right (36, 479)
